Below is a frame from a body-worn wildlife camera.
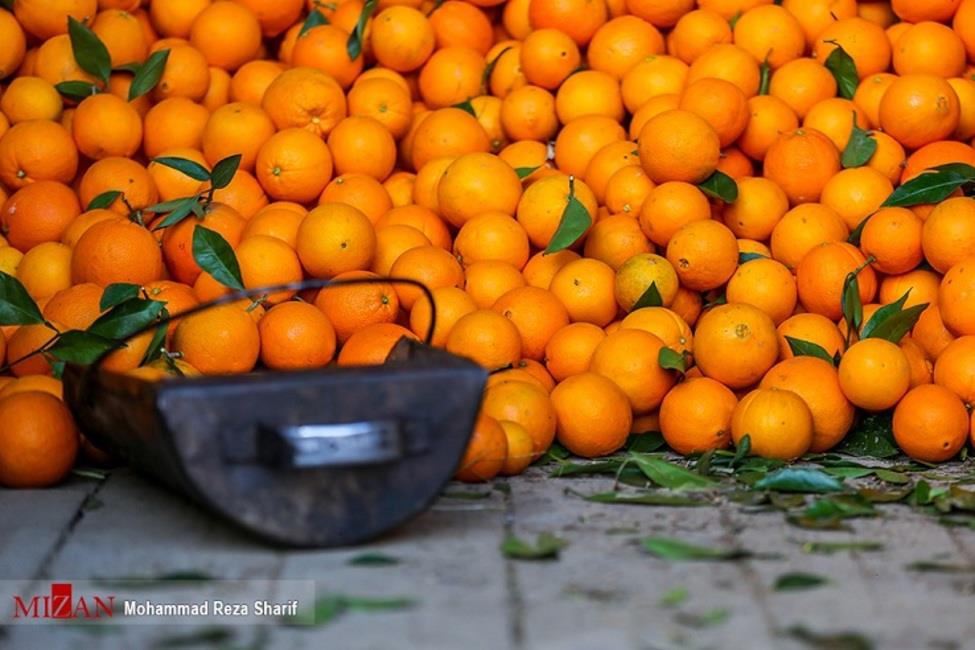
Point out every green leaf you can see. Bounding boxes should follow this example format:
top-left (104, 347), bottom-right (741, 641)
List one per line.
top-left (840, 270), bottom-right (863, 336)
top-left (208, 154), bottom-right (242, 191)
top-left (514, 165), bottom-right (541, 179)
top-left (113, 62), bottom-right (142, 74)
top-left (500, 533), bottom-right (567, 560)
top-left (738, 251), bottom-right (767, 263)
top-left (674, 608), bottom-right (730, 628)
top-left (837, 413), bottom-right (897, 458)
top-left (657, 347), bottom-right (688, 374)
top-left (300, 9), bottom-right (329, 36)
top-left (789, 494), bottom-right (876, 529)
top-left (482, 45), bottom-right (513, 89)
top-left (140, 321), bottom-right (169, 365)
top-left (631, 281), bottom-right (663, 310)
top-left (881, 163), bottom-right (975, 208)
top-left (858, 485), bottom-right (913, 503)
top-left (758, 58), bottom-right (771, 95)
top-left (773, 572), bottom-right (829, 591)
top-left (152, 156), bottom-right (211, 182)
top-left (841, 113), bottom-right (877, 168)
top-left (580, 491), bottom-right (709, 506)
top-left (128, 49), bottom-right (170, 101)
top-left (822, 466), bottom-right (874, 479)
top-left (55, 80), bottom-right (101, 100)
top-left (346, 0), bottom-right (379, 60)
top-left (549, 459), bottom-right (625, 477)
top-left (731, 434), bottom-right (751, 467)
top-left (698, 170), bottom-right (738, 202)
top-left (874, 469), bottom-right (910, 484)
top-left (86, 190), bottom-right (123, 211)
top-left (906, 561), bottom-right (975, 573)
top-left (46, 330), bottom-right (117, 365)
top-left (0, 272), bottom-right (44, 325)
top-left (823, 42), bottom-right (858, 99)
top-left (629, 453), bottom-right (717, 490)
top-left (288, 594), bottom-right (416, 627)
top-left (452, 98), bottom-right (476, 116)
top-left (626, 431), bottom-right (665, 451)
top-left (348, 553), bottom-right (400, 566)
top-left (153, 627), bottom-right (234, 648)
top-left (862, 301), bottom-right (927, 343)
top-left (658, 586), bottom-right (688, 607)
top-left (755, 468), bottom-right (845, 493)
top-left (99, 283), bottom-right (140, 311)
top-left (784, 336), bottom-right (836, 365)
top-left (149, 196), bottom-right (201, 230)
top-left (192, 226), bottom-right (244, 291)
top-left (640, 537), bottom-right (749, 561)
top-left (88, 298), bottom-right (166, 340)
top-left (847, 214), bottom-right (871, 246)
top-left (799, 540), bottom-right (884, 554)
top-left (68, 16), bottom-right (111, 84)
top-left (784, 626), bottom-right (874, 650)
top-left (728, 9), bottom-right (741, 28)
top-left (544, 176), bottom-right (592, 254)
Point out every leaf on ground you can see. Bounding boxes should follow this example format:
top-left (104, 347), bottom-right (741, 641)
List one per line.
top-left (580, 491), bottom-right (710, 507)
top-left (71, 467), bottom-right (109, 481)
top-left (500, 532), bottom-right (567, 560)
top-left (857, 486), bottom-right (914, 503)
top-left (906, 561), bottom-right (975, 573)
top-left (774, 572), bottom-right (829, 591)
top-left (348, 553), bottom-right (400, 566)
top-left (836, 413), bottom-right (898, 458)
top-left (288, 594), bottom-right (416, 627)
top-left (799, 540), bottom-right (884, 555)
top-left (640, 537), bottom-right (749, 561)
top-left (755, 467), bottom-right (845, 493)
top-left (658, 585), bottom-right (688, 607)
top-left (630, 453), bottom-right (717, 490)
top-left (874, 469), bottom-right (911, 484)
top-left (674, 608), bottom-right (730, 628)
top-left (152, 627), bottom-right (233, 648)
top-left (625, 431), bottom-right (665, 452)
top-left (822, 467), bottom-right (875, 480)
top-left (784, 625), bottom-right (874, 650)
top-left (549, 460), bottom-right (624, 477)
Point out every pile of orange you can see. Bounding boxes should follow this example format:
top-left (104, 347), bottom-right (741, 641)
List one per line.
top-left (1, 0), bottom-right (975, 488)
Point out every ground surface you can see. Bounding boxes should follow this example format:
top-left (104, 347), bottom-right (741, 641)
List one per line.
top-left (2, 457), bottom-right (975, 650)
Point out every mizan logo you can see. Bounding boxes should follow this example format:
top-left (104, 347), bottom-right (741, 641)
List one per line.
top-left (13, 583), bottom-right (115, 620)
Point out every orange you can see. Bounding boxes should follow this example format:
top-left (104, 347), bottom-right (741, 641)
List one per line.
top-left (33, 33), bottom-right (98, 87)
top-left (769, 58), bottom-right (837, 119)
top-left (212, 169), bottom-right (270, 218)
top-left (687, 42), bottom-right (761, 96)
top-left (147, 40), bottom-right (210, 102)
top-left (499, 420), bottom-right (534, 476)
top-left (732, 4), bottom-right (804, 70)
top-left (336, 323), bottom-right (418, 366)
top-left (159, 202), bottom-right (244, 284)
top-left (553, 115), bottom-right (627, 179)
top-left (820, 167), bottom-right (894, 231)
top-left (0, 391), bottom-right (78, 488)
top-left (590, 328), bottom-right (675, 414)
top-left (914, 305), bottom-right (956, 360)
top-left (854, 73), bottom-right (897, 127)
top-left (389, 245), bottom-right (465, 310)
top-left (878, 75), bottom-right (961, 150)
top-left (922, 197), bottom-right (975, 274)
top-left (71, 92), bottom-right (143, 160)
top-left (723, 177), bottom-right (789, 241)
top-left (1, 181), bottom-right (80, 252)
top-left (78, 157), bottom-right (158, 216)
top-left (445, 309), bottom-right (522, 370)
top-left (739, 95), bottom-right (800, 161)
top-left (189, 1), bottom-right (262, 71)
top-left (695, 303), bottom-right (779, 389)
top-left (235, 235), bottom-right (303, 304)
top-left (900, 336), bottom-right (934, 388)
top-left (143, 280), bottom-right (199, 341)
top-left (637, 109), bottom-right (720, 184)
top-left (731, 388), bottom-right (814, 461)
top-left (803, 97), bottom-right (870, 152)
top-left (410, 156), bottom-right (454, 214)
top-left (760, 357), bottom-right (855, 452)
top-left (17, 243), bottom-right (72, 300)
top-left (726, 258), bottom-right (797, 325)
top-left (229, 59), bottom-right (286, 106)
top-left (42, 283), bottom-right (103, 331)
top-left (515, 173), bottom-right (598, 249)
top-left (375, 205), bottom-right (452, 250)
top-left (258, 301), bottom-right (336, 370)
top-left (901, 141), bottom-right (975, 183)
top-left (455, 413), bottom-right (508, 482)
top-left (940, 259), bottom-right (975, 336)
top-left (314, 270), bottom-right (399, 343)
top-left (416, 46), bottom-right (485, 108)
top-left (519, 28), bottom-right (581, 90)
top-left (614, 252), bottom-right (679, 311)
top-left (860, 207), bottom-right (924, 275)
top-left (150, 0), bottom-right (209, 38)
top-left (172, 303), bottom-right (260, 374)
top-left (677, 77), bottom-right (748, 148)
top-left (893, 384), bottom-right (969, 462)
top-left (581, 214), bottom-right (652, 272)
top-left (372, 224), bottom-right (431, 277)
top-left (956, 0), bottom-right (975, 62)
top-left (6, 322), bottom-right (59, 377)
top-left (480, 379), bottom-right (557, 457)
top-left (61, 209), bottom-right (117, 249)
top-left (776, 312), bottom-right (846, 361)
top-left (665, 220), bottom-right (739, 292)
top-left (437, 154), bottom-right (522, 228)
top-left (233, 0), bottom-right (302, 37)
top-left (0, 8), bottom-right (26, 79)
top-left (296, 203), bottom-right (376, 279)
top-left (320, 173), bottom-right (393, 225)
top-left (669, 9), bottom-right (732, 64)
top-left (949, 76), bottom-right (975, 141)
top-left (0, 119), bottom-right (78, 189)
top-left (499, 85), bottom-right (559, 142)
top-left (528, 0), bottom-right (606, 46)
top-left (933, 336), bottom-right (975, 405)
top-left (620, 306), bottom-right (692, 354)
top-left (410, 107), bottom-right (491, 171)
top-left (543, 322), bottom-right (606, 381)
top-left (770, 203), bottom-right (849, 270)
top-left (838, 338), bottom-right (911, 410)
top-left (201, 102), bottom-right (276, 172)
top-left (550, 372), bottom-right (632, 458)
top-left (147, 146), bottom-right (208, 202)
top-left (587, 16), bottom-right (664, 80)
top-left (430, 1), bottom-right (492, 54)
top-left (255, 128), bottom-right (333, 203)
top-left (781, 0), bottom-right (858, 47)
top-left (763, 128), bottom-right (840, 205)
top-left (637, 181), bottom-right (709, 247)
top-left (383, 171), bottom-right (417, 208)
top-left (814, 17), bottom-right (892, 78)
top-left (555, 70), bottom-right (624, 124)
top-left (880, 269), bottom-right (941, 309)
top-left (13, 0), bottom-right (96, 40)
top-left (71, 218), bottom-right (164, 287)
top-left (347, 77), bottom-right (413, 139)
top-left (454, 213), bottom-right (530, 270)
top-left (866, 131), bottom-right (907, 184)
top-left (370, 6), bottom-right (436, 72)
top-left (0, 77), bottom-right (62, 124)
top-left (408, 286), bottom-right (476, 347)
top-left (583, 140), bottom-right (639, 205)
top-left (326, 116), bottom-right (397, 182)
top-left (620, 56), bottom-right (688, 115)
top-left (492, 286), bottom-right (569, 361)
top-left (893, 22), bottom-right (966, 78)
top-left (0, 376), bottom-right (62, 401)
top-left (91, 8), bottom-right (148, 68)
top-left (261, 66), bottom-right (348, 137)
top-left (659, 377), bottom-right (737, 455)
top-left (464, 261), bottom-right (527, 309)
top-left (796, 242), bottom-right (877, 321)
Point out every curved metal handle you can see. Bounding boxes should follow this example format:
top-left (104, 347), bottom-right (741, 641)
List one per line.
top-left (258, 420), bottom-right (403, 468)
